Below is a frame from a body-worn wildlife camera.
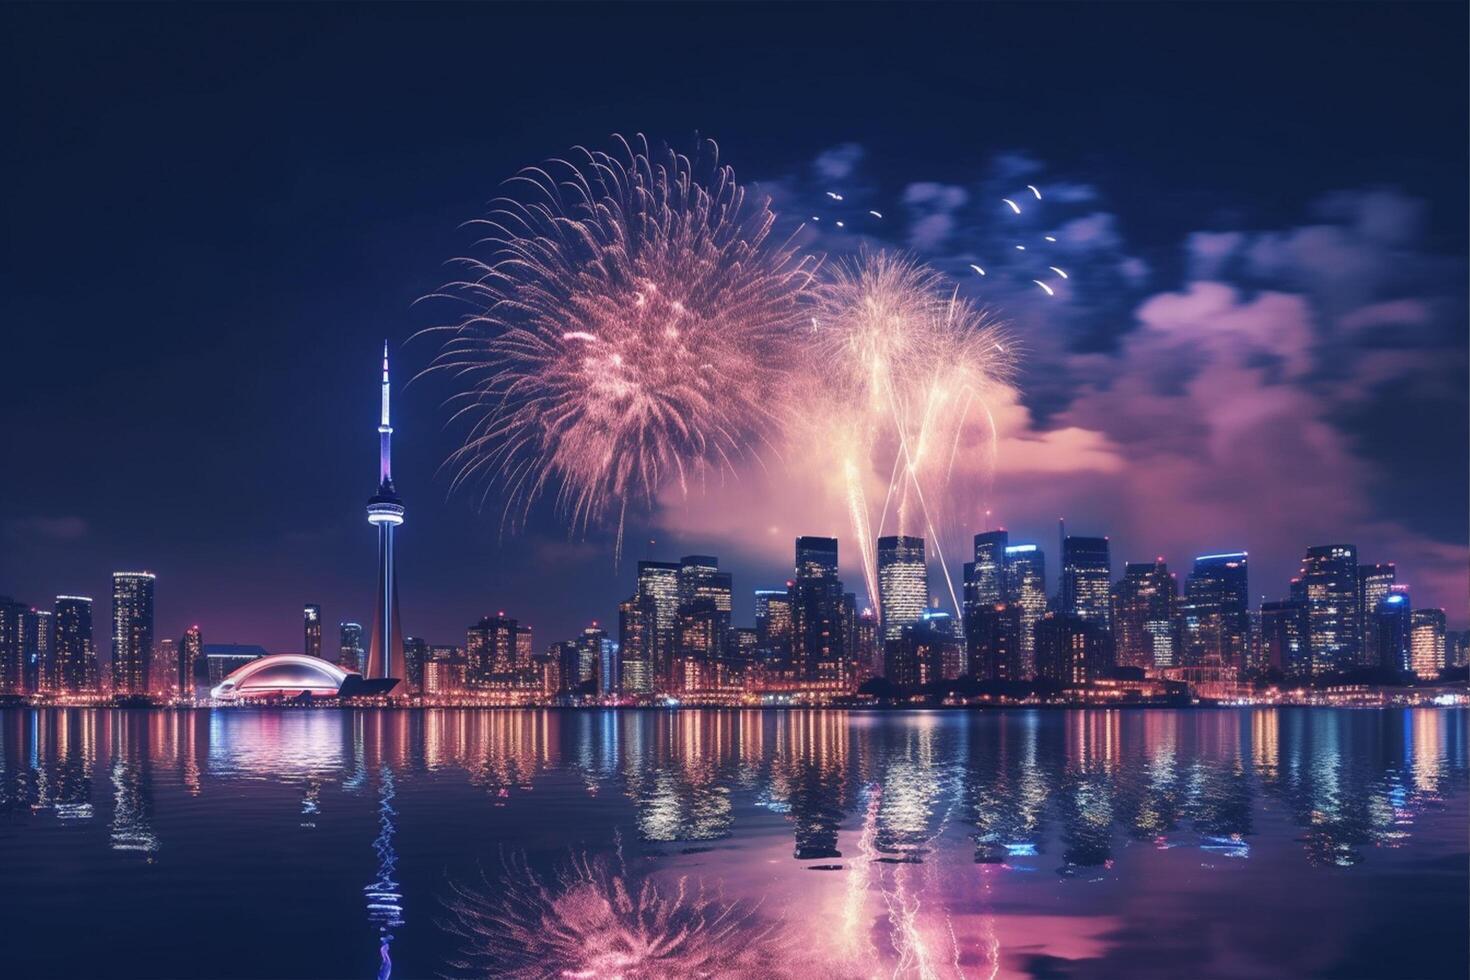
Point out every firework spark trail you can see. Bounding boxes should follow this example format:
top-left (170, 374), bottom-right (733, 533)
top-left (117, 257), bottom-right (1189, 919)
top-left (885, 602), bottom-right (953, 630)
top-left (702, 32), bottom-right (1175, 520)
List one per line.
top-left (423, 135), bottom-right (818, 545)
top-left (442, 846), bottom-right (804, 978)
top-left (838, 784), bottom-right (883, 964)
top-left (802, 252), bottom-right (1014, 621)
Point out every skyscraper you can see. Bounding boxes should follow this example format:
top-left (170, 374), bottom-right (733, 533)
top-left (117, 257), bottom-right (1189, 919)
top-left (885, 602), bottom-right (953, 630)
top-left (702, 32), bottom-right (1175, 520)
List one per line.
top-left (1356, 563), bottom-right (1395, 667)
top-left (966, 601), bottom-right (1023, 681)
top-left (969, 530), bottom-right (1010, 607)
top-left (1182, 553), bottom-right (1249, 671)
top-left (1295, 544), bottom-right (1360, 674)
top-left (181, 624), bottom-right (202, 700)
top-left (304, 604), bottom-right (323, 659)
top-left (577, 624), bottom-right (606, 689)
top-left (152, 638), bottom-right (178, 698)
top-left (466, 615), bottom-right (518, 685)
top-left (403, 636), bottom-right (428, 693)
top-left (0, 597), bottom-right (26, 694)
top-left (617, 596), bottom-right (651, 694)
top-left (635, 560), bottom-right (680, 690)
top-left (365, 342), bottom-right (405, 690)
top-left (1110, 560), bottom-right (1177, 671)
top-left (754, 588), bottom-right (793, 667)
top-left (1371, 592), bottom-right (1412, 674)
top-left (24, 607), bottom-right (52, 694)
top-left (339, 622), bottom-right (364, 672)
top-left (1061, 536), bottom-right (1112, 628)
top-left (791, 536), bottom-right (848, 682)
top-left (54, 595), bottom-right (97, 694)
top-left (877, 535), bottom-right (928, 640)
top-left (1260, 599), bottom-right (1310, 679)
top-left (1034, 612), bottom-right (1111, 684)
top-left (1003, 544), bottom-right (1047, 678)
top-left (111, 571), bottom-right (155, 696)
top-left (1409, 609), bottom-right (1446, 680)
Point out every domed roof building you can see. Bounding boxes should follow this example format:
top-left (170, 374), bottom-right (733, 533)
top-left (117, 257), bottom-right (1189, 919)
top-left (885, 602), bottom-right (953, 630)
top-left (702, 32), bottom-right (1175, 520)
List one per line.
top-left (210, 654), bottom-right (397, 701)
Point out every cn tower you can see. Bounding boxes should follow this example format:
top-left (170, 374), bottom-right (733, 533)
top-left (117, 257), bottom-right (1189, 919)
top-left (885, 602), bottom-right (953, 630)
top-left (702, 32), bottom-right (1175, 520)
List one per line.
top-left (365, 341), bottom-right (404, 690)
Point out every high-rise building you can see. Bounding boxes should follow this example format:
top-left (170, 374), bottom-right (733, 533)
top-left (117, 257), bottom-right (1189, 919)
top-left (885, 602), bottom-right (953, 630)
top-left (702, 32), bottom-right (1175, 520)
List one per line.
top-left (885, 614), bottom-right (960, 688)
top-left (339, 622), bottom-right (364, 672)
top-left (152, 638), bottom-right (178, 699)
top-left (1003, 544), bottom-right (1047, 678)
top-left (854, 606), bottom-right (881, 680)
top-left (111, 571), bottom-right (155, 696)
top-left (365, 342), bottom-right (406, 691)
top-left (877, 535), bottom-right (928, 640)
top-left (1110, 560), bottom-right (1176, 671)
top-left (0, 597), bottom-right (26, 694)
top-left (676, 598), bottom-right (728, 690)
top-left (791, 536), bottom-right (848, 683)
top-left (303, 604), bottom-right (323, 659)
top-left (754, 588), bottom-right (794, 667)
top-left (24, 607), bottom-right (52, 694)
top-left (403, 636), bottom-right (428, 693)
top-left (1356, 563), bottom-right (1395, 667)
top-left (181, 624), bottom-right (202, 700)
top-left (679, 556), bottom-right (732, 613)
top-left (969, 530), bottom-right (1010, 607)
top-left (1294, 544), bottom-right (1360, 674)
top-left (1034, 612), bottom-right (1111, 684)
top-left (466, 615), bottom-right (519, 685)
top-left (54, 596), bottom-right (97, 694)
top-left (617, 595), bottom-right (651, 694)
top-left (966, 601), bottom-right (1023, 681)
top-left (423, 645), bottom-right (464, 697)
top-left (1061, 536), bottom-right (1112, 628)
top-left (1409, 609), bottom-right (1446, 680)
top-left (577, 624), bottom-right (606, 689)
top-left (1260, 599), bottom-right (1310, 679)
top-left (1181, 553), bottom-right (1249, 671)
top-left (1371, 591), bottom-right (1413, 674)
top-left (634, 560), bottom-right (680, 690)
top-left (1449, 630), bottom-right (1470, 669)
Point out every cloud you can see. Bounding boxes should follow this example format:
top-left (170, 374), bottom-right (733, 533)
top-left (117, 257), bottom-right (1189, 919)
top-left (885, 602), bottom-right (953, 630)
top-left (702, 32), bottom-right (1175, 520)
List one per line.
top-left (5, 516), bottom-right (88, 542)
top-left (812, 142), bottom-right (865, 182)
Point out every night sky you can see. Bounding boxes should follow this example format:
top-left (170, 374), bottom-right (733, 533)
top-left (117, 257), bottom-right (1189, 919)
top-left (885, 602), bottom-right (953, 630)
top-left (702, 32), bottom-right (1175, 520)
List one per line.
top-left (4, 3), bottom-right (1466, 660)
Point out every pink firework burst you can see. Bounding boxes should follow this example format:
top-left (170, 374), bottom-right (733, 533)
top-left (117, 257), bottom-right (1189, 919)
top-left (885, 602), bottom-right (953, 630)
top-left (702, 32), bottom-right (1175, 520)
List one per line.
top-left (426, 135), bottom-right (817, 543)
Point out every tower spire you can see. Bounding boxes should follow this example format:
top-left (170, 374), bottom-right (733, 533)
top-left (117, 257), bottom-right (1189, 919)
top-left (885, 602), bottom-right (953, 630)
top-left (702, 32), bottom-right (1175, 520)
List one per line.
top-left (366, 340), bottom-right (405, 692)
top-left (379, 340), bottom-right (393, 485)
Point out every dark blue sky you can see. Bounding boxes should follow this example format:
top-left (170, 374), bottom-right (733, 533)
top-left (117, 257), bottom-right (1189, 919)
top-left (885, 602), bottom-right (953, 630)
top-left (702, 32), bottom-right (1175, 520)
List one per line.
top-left (3, 3), bottom-right (1465, 655)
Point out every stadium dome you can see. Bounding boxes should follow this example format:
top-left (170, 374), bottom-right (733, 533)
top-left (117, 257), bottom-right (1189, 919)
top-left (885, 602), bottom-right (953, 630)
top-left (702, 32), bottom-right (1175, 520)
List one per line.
top-left (211, 654), bottom-right (352, 700)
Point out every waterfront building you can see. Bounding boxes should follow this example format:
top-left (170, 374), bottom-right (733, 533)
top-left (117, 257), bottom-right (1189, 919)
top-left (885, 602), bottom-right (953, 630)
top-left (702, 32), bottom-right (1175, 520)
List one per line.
top-left (111, 571), bottom-right (156, 696)
top-left (181, 624), bottom-right (202, 700)
top-left (1034, 611), bottom-right (1111, 684)
top-left (1295, 544), bottom-right (1360, 673)
top-left (577, 624), bottom-right (606, 690)
top-left (466, 615), bottom-right (519, 685)
top-left (550, 640), bottom-right (581, 695)
top-left (403, 636), bottom-right (428, 693)
top-left (1356, 563), bottom-right (1395, 667)
top-left (1260, 599), bottom-right (1310, 679)
top-left (24, 607), bottom-right (52, 693)
top-left (1061, 536), bottom-right (1112, 628)
top-left (339, 622), bottom-right (364, 672)
top-left (54, 595), bottom-right (98, 694)
top-left (634, 560), bottom-right (680, 690)
top-left (423, 645), bottom-right (464, 696)
top-left (303, 604), bottom-right (323, 659)
top-left (1110, 560), bottom-right (1176, 671)
top-left (676, 598), bottom-right (728, 691)
top-left (365, 343), bottom-right (406, 691)
top-left (754, 588), bottom-right (793, 668)
top-left (617, 596), bottom-right (650, 694)
top-left (854, 607), bottom-right (881, 680)
top-left (1003, 544), bottom-right (1047, 678)
top-left (152, 638), bottom-right (178, 698)
top-left (1183, 553), bottom-right (1249, 671)
top-left (966, 601), bottom-right (1023, 681)
top-left (791, 536), bottom-right (849, 683)
top-left (203, 643), bottom-right (267, 686)
top-left (885, 614), bottom-right (959, 687)
top-left (0, 597), bottom-right (25, 694)
top-left (1409, 609), bottom-right (1446, 680)
top-left (1371, 592), bottom-right (1413, 675)
top-left (877, 535), bottom-right (928, 640)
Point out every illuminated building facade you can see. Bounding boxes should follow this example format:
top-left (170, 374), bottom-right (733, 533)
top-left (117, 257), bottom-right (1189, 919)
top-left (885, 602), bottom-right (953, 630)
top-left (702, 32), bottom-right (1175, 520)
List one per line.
top-left (0, 597), bottom-right (25, 694)
top-left (1295, 544), bottom-right (1360, 674)
top-left (1371, 592), bottom-right (1412, 674)
top-left (403, 636), bottom-right (427, 693)
top-left (24, 607), bottom-right (51, 693)
top-left (466, 615), bottom-right (519, 685)
top-left (54, 595), bottom-right (98, 694)
top-left (754, 588), bottom-right (793, 668)
top-left (204, 644), bottom-right (266, 686)
top-left (365, 342), bottom-right (405, 692)
top-left (211, 653), bottom-right (351, 700)
top-left (111, 571), bottom-right (155, 696)
top-left (1110, 560), bottom-right (1176, 671)
top-left (1183, 553), bottom-right (1249, 670)
top-left (339, 622), bottom-right (364, 672)
top-left (968, 530), bottom-right (1009, 607)
top-left (1061, 536), bottom-right (1112, 628)
top-left (303, 604), bottom-right (323, 659)
top-left (877, 535), bottom-right (927, 640)
top-left (635, 560), bottom-right (680, 690)
top-left (966, 601), bottom-right (1023, 681)
top-left (1261, 599), bottom-right (1310, 678)
top-left (1035, 612), bottom-right (1111, 684)
top-left (181, 624), bottom-right (202, 699)
top-left (152, 638), bottom-right (178, 698)
top-left (1356, 563), bottom-right (1395, 667)
top-left (791, 536), bottom-right (849, 683)
top-left (576, 624), bottom-right (606, 689)
top-left (1409, 608), bottom-right (1446, 680)
top-left (1003, 544), bottom-right (1047, 677)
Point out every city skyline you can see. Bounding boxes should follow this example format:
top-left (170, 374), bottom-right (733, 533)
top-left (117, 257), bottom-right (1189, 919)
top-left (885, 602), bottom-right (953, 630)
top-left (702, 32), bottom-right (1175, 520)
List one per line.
top-left (3, 5), bottom-right (1465, 660)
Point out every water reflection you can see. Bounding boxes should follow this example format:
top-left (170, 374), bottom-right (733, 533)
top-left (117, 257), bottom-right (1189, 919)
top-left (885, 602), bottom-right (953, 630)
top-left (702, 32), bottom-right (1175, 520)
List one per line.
top-left (0, 707), bottom-right (1465, 977)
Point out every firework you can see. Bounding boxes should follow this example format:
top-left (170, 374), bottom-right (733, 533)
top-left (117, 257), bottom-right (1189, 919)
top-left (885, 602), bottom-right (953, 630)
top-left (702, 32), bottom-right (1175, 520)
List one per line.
top-left (426, 135), bottom-right (817, 544)
top-left (441, 849), bottom-right (800, 979)
top-left (797, 251), bottom-right (1015, 614)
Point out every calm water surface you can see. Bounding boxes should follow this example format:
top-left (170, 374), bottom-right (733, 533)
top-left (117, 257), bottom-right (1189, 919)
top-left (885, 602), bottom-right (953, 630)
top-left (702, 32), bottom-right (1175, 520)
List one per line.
top-left (0, 707), bottom-right (1464, 979)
